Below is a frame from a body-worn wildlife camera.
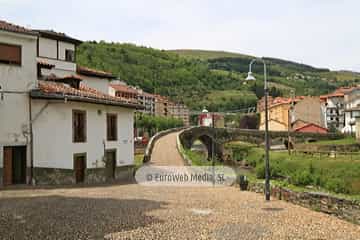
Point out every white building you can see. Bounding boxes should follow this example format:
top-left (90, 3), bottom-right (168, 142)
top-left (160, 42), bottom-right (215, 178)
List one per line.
top-left (0, 20), bottom-right (141, 186)
top-left (320, 87), bottom-right (354, 131)
top-left (343, 87), bottom-right (360, 134)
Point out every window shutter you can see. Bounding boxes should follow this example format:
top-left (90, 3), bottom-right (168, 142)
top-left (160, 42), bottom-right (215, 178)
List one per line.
top-left (0, 43), bottom-right (21, 65)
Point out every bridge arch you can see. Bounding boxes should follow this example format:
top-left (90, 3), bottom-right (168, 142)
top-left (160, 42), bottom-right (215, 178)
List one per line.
top-left (179, 126), bottom-right (344, 161)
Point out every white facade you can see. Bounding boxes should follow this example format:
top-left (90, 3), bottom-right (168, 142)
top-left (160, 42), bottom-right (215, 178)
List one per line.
top-left (37, 36), bottom-right (76, 74)
top-left (0, 30), bottom-right (37, 175)
top-left (343, 88), bottom-right (360, 134)
top-left (81, 75), bottom-right (110, 93)
top-left (324, 96), bottom-right (345, 130)
top-left (32, 100), bottom-right (134, 169)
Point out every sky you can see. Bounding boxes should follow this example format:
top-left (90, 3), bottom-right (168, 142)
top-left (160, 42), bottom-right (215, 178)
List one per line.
top-left (2, 0), bottom-right (359, 71)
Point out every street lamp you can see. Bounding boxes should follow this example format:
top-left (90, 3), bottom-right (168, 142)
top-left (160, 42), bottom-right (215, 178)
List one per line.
top-left (245, 58), bottom-right (271, 201)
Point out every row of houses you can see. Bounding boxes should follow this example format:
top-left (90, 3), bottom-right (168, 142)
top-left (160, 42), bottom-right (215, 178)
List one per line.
top-left (257, 86), bottom-right (360, 134)
top-left (0, 20), bottom-right (146, 186)
top-left (109, 82), bottom-right (190, 126)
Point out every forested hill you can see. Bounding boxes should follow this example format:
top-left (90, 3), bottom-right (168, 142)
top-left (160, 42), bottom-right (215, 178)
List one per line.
top-left (76, 42), bottom-right (360, 111)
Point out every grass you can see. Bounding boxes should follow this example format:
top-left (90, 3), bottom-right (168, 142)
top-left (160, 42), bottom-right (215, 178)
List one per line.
top-left (184, 149), bottom-right (224, 166)
top-left (226, 141), bottom-right (360, 196)
top-left (134, 154), bottom-right (144, 170)
top-left (309, 137), bottom-right (358, 145)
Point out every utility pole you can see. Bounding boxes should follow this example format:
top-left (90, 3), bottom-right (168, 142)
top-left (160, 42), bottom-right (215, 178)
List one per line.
top-left (212, 112), bottom-right (215, 186)
top-left (288, 89), bottom-right (295, 155)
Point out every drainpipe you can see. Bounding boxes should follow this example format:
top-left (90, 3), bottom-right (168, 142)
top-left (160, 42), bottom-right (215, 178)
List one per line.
top-left (28, 94), bottom-right (34, 185)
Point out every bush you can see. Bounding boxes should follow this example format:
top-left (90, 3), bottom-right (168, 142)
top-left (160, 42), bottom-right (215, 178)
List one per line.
top-left (255, 162), bottom-right (283, 179)
top-left (291, 170), bottom-right (313, 186)
top-left (325, 178), bottom-right (349, 194)
top-left (255, 164), bottom-right (265, 179)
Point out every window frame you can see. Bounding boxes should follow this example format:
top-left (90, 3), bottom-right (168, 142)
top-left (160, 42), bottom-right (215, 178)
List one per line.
top-left (106, 113), bottom-right (118, 141)
top-left (0, 42), bottom-right (22, 66)
top-left (65, 49), bottom-right (75, 62)
top-left (72, 110), bottom-right (87, 143)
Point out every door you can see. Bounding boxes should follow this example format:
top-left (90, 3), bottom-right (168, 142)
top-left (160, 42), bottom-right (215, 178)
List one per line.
top-left (105, 150), bottom-right (116, 181)
top-left (3, 146), bottom-right (26, 185)
top-left (3, 147), bottom-right (12, 186)
top-left (12, 146), bottom-right (26, 184)
top-left (74, 154), bottom-right (86, 183)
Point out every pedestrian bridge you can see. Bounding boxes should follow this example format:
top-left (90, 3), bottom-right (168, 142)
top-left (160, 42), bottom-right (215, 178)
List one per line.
top-left (178, 127), bottom-right (343, 160)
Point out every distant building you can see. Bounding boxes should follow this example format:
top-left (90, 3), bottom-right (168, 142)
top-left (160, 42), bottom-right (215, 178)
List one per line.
top-left (110, 84), bottom-right (138, 101)
top-left (154, 94), bottom-right (169, 117)
top-left (137, 89), bottom-right (155, 115)
top-left (292, 96), bottom-right (325, 128)
top-left (320, 87), bottom-right (355, 131)
top-left (109, 83), bottom-right (156, 115)
top-left (168, 102), bottom-right (190, 126)
top-left (198, 108), bottom-right (224, 128)
top-left (343, 87), bottom-right (360, 134)
top-left (259, 96), bottom-right (325, 132)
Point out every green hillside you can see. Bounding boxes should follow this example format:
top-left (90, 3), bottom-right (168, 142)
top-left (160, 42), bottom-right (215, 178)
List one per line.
top-left (76, 42), bottom-right (360, 111)
top-left (168, 49), bottom-right (252, 60)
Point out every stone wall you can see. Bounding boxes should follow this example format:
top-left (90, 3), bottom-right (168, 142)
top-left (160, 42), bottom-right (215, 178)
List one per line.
top-left (33, 166), bottom-right (135, 185)
top-left (115, 165), bottom-right (134, 182)
top-left (247, 182), bottom-right (360, 224)
top-left (295, 143), bottom-right (360, 152)
top-left (0, 168), bottom-right (2, 186)
top-left (33, 167), bottom-right (75, 185)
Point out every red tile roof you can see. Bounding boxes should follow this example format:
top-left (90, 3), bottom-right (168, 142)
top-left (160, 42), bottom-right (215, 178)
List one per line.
top-left (0, 20), bottom-right (38, 36)
top-left (77, 66), bottom-right (115, 79)
top-left (31, 80), bottom-right (141, 109)
top-left (320, 87), bottom-right (357, 99)
top-left (110, 84), bottom-right (138, 94)
top-left (294, 123), bottom-right (328, 133)
top-left (267, 96), bottom-right (305, 109)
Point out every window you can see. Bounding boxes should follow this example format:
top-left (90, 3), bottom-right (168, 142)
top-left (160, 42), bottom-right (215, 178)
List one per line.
top-left (107, 113), bottom-right (117, 141)
top-left (0, 43), bottom-right (21, 65)
top-left (73, 110), bottom-right (86, 142)
top-left (65, 49), bottom-right (75, 62)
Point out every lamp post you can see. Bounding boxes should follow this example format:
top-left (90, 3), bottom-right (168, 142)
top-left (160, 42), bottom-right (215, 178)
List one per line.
top-left (245, 58), bottom-right (271, 201)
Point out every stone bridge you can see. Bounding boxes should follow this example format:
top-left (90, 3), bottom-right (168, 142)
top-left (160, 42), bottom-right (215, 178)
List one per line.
top-left (179, 127), bottom-right (344, 160)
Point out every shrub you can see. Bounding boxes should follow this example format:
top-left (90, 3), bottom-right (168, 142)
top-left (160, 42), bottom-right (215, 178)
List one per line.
top-left (325, 178), bottom-right (349, 194)
top-left (255, 162), bottom-right (283, 179)
top-left (255, 164), bottom-right (265, 179)
top-left (291, 170), bottom-right (313, 186)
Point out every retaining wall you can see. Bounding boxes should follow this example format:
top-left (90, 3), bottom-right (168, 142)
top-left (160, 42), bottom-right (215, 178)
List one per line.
top-left (248, 182), bottom-right (360, 225)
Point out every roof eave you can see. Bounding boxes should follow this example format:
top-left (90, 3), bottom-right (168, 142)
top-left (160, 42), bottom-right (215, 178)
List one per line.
top-left (30, 91), bottom-right (144, 109)
top-left (35, 30), bottom-right (82, 45)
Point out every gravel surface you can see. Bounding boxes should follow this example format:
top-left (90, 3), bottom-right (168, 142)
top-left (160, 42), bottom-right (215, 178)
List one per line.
top-left (0, 184), bottom-right (359, 240)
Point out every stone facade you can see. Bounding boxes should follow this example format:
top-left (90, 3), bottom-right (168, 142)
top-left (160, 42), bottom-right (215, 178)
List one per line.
top-left (32, 166), bottom-right (134, 185)
top-left (247, 182), bottom-right (360, 225)
top-left (115, 166), bottom-right (135, 182)
top-left (33, 168), bottom-right (75, 185)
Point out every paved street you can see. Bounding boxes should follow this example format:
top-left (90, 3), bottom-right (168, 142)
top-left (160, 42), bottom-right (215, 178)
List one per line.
top-left (0, 184), bottom-right (359, 240)
top-left (150, 131), bottom-right (185, 166)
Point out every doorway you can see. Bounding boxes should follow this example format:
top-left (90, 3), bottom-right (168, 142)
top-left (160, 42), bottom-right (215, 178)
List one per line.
top-left (105, 149), bottom-right (116, 181)
top-left (3, 146), bottom-right (27, 185)
top-left (74, 153), bottom-right (86, 183)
